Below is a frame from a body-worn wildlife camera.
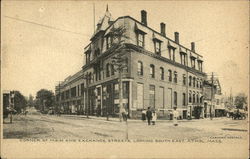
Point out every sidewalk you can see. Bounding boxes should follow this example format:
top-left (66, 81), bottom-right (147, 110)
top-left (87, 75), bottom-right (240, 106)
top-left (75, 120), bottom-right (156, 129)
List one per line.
top-left (59, 114), bottom-right (221, 123)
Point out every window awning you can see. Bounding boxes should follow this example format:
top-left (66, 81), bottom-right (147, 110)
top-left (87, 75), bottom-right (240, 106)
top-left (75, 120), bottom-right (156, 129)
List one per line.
top-left (134, 23), bottom-right (147, 34)
top-left (167, 41), bottom-right (176, 49)
top-left (152, 33), bottom-right (163, 42)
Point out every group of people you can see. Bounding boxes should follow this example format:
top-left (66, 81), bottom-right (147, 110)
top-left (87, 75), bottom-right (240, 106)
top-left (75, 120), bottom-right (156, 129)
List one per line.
top-left (141, 107), bottom-right (157, 125)
top-left (141, 107), bottom-right (179, 126)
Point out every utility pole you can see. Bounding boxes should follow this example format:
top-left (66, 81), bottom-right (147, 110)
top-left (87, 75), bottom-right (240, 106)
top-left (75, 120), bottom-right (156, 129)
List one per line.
top-left (210, 72), bottom-right (214, 120)
top-left (84, 73), bottom-right (90, 118)
top-left (10, 91), bottom-right (15, 123)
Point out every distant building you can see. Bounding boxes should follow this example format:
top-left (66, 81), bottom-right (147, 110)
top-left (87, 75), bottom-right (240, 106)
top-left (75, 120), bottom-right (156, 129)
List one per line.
top-left (55, 7), bottom-right (206, 119)
top-left (203, 78), bottom-right (225, 118)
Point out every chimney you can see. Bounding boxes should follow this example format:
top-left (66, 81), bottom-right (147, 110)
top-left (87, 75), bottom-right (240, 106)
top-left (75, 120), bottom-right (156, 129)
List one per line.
top-left (191, 42), bottom-right (195, 52)
top-left (141, 10), bottom-right (147, 26)
top-left (174, 32), bottom-right (179, 43)
top-left (160, 22), bottom-right (166, 36)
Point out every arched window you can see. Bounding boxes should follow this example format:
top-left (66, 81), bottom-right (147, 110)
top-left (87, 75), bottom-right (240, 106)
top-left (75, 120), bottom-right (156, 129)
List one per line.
top-left (168, 70), bottom-right (172, 82)
top-left (160, 67), bottom-right (164, 80)
top-left (200, 96), bottom-right (203, 103)
top-left (196, 94), bottom-right (199, 104)
top-left (189, 92), bottom-right (192, 103)
top-left (193, 77), bottom-right (196, 87)
top-left (111, 64), bottom-right (115, 76)
top-left (174, 91), bottom-right (177, 106)
top-left (174, 71), bottom-right (178, 83)
top-left (183, 74), bottom-right (186, 85)
top-left (137, 61), bottom-right (143, 76)
top-left (150, 64), bottom-right (155, 78)
top-left (197, 79), bottom-right (199, 88)
top-left (106, 63), bottom-right (110, 77)
top-left (183, 93), bottom-right (186, 106)
top-left (189, 76), bottom-right (192, 86)
top-left (193, 93), bottom-right (196, 103)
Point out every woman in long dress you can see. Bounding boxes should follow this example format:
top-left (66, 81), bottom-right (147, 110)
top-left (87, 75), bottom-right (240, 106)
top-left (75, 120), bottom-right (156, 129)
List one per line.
top-left (173, 107), bottom-right (179, 126)
top-left (152, 111), bottom-right (157, 125)
top-left (141, 109), bottom-right (146, 121)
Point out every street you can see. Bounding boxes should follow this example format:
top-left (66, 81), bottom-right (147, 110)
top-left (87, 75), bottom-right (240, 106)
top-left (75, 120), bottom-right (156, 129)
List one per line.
top-left (3, 108), bottom-right (248, 143)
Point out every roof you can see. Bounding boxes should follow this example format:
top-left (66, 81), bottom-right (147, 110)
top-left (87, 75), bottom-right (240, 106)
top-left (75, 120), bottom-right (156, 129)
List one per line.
top-left (91, 5), bottom-right (114, 40)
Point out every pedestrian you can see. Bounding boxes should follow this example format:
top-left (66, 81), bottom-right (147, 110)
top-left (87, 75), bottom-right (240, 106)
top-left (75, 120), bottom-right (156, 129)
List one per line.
top-left (146, 107), bottom-right (152, 125)
top-left (173, 107), bottom-right (179, 126)
top-left (141, 109), bottom-right (146, 121)
top-left (152, 111), bottom-right (157, 125)
top-left (121, 106), bottom-right (127, 122)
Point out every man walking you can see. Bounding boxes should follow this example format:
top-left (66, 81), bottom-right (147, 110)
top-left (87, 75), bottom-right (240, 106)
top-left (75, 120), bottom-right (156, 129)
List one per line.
top-left (146, 107), bottom-right (152, 125)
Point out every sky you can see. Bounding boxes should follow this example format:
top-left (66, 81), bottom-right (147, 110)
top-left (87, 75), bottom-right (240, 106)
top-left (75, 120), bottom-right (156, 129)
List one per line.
top-left (1, 1), bottom-right (249, 97)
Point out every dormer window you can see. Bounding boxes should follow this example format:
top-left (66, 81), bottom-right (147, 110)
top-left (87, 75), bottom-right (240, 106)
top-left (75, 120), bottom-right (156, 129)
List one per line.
top-left (168, 45), bottom-right (176, 61)
top-left (137, 32), bottom-right (145, 48)
top-left (106, 36), bottom-right (112, 49)
top-left (155, 41), bottom-right (161, 55)
top-left (190, 56), bottom-right (196, 69)
top-left (135, 23), bottom-right (147, 48)
top-left (180, 51), bottom-right (187, 66)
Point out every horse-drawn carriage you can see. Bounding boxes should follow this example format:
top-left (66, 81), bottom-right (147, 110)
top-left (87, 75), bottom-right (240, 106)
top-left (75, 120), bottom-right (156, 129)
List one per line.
top-left (228, 109), bottom-right (247, 120)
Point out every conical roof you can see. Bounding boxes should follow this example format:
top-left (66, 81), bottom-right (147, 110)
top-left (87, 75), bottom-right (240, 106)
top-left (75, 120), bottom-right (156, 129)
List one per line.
top-left (94, 5), bottom-right (114, 34)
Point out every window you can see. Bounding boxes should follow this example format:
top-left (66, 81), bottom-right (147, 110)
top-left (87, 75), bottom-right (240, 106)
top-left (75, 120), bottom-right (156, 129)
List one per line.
top-left (71, 87), bottom-right (76, 97)
top-left (137, 83), bottom-right (144, 109)
top-left (168, 48), bottom-right (175, 61)
top-left (180, 53), bottom-right (187, 66)
top-left (196, 79), bottom-right (199, 88)
top-left (106, 63), bottom-right (110, 77)
top-left (196, 94), bottom-right (199, 104)
top-left (159, 87), bottom-right (164, 108)
top-left (137, 33), bottom-right (144, 47)
top-left (81, 83), bottom-right (84, 96)
top-left (111, 64), bottom-right (115, 76)
top-left (124, 57), bottom-right (129, 73)
top-left (183, 74), bottom-right (186, 85)
top-left (193, 93), bottom-right (196, 103)
top-left (174, 71), bottom-right (178, 83)
top-left (106, 36), bottom-right (112, 49)
top-left (160, 67), bottom-right (164, 80)
top-left (137, 61), bottom-right (143, 76)
top-left (154, 41), bottom-right (161, 55)
top-left (193, 77), bottom-right (196, 87)
top-left (149, 85), bottom-right (155, 108)
top-left (198, 61), bottom-right (203, 72)
top-left (200, 81), bottom-right (203, 88)
top-left (191, 57), bottom-right (196, 69)
top-left (174, 91), bottom-right (177, 106)
top-left (88, 72), bottom-right (92, 84)
top-left (189, 92), bottom-right (192, 103)
top-left (189, 76), bottom-right (192, 86)
top-left (168, 70), bottom-right (172, 82)
top-left (183, 93), bottom-right (186, 106)
top-left (150, 64), bottom-right (155, 78)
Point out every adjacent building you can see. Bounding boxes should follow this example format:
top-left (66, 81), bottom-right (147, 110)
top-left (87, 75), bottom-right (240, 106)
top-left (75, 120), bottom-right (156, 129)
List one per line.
top-left (55, 7), bottom-right (206, 119)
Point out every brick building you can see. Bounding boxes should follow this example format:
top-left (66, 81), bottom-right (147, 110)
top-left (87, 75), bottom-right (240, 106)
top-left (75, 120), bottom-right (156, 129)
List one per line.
top-left (55, 7), bottom-right (206, 119)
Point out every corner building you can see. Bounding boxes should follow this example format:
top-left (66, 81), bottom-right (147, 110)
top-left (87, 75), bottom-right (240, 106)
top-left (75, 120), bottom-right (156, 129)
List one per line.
top-left (55, 8), bottom-right (206, 119)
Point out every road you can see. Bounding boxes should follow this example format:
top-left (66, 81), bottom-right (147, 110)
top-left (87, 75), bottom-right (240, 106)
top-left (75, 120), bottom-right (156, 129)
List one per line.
top-left (3, 108), bottom-right (248, 143)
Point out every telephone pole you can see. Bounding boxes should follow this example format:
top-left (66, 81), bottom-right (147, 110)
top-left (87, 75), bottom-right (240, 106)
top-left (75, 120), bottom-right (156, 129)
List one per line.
top-left (210, 72), bottom-right (214, 120)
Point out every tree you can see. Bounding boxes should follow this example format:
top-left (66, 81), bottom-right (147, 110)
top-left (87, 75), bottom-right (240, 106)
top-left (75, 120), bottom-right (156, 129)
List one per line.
top-left (109, 26), bottom-right (129, 122)
top-left (35, 89), bottom-right (55, 113)
top-left (13, 91), bottom-right (28, 113)
top-left (27, 94), bottom-right (34, 107)
top-left (234, 93), bottom-right (247, 109)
